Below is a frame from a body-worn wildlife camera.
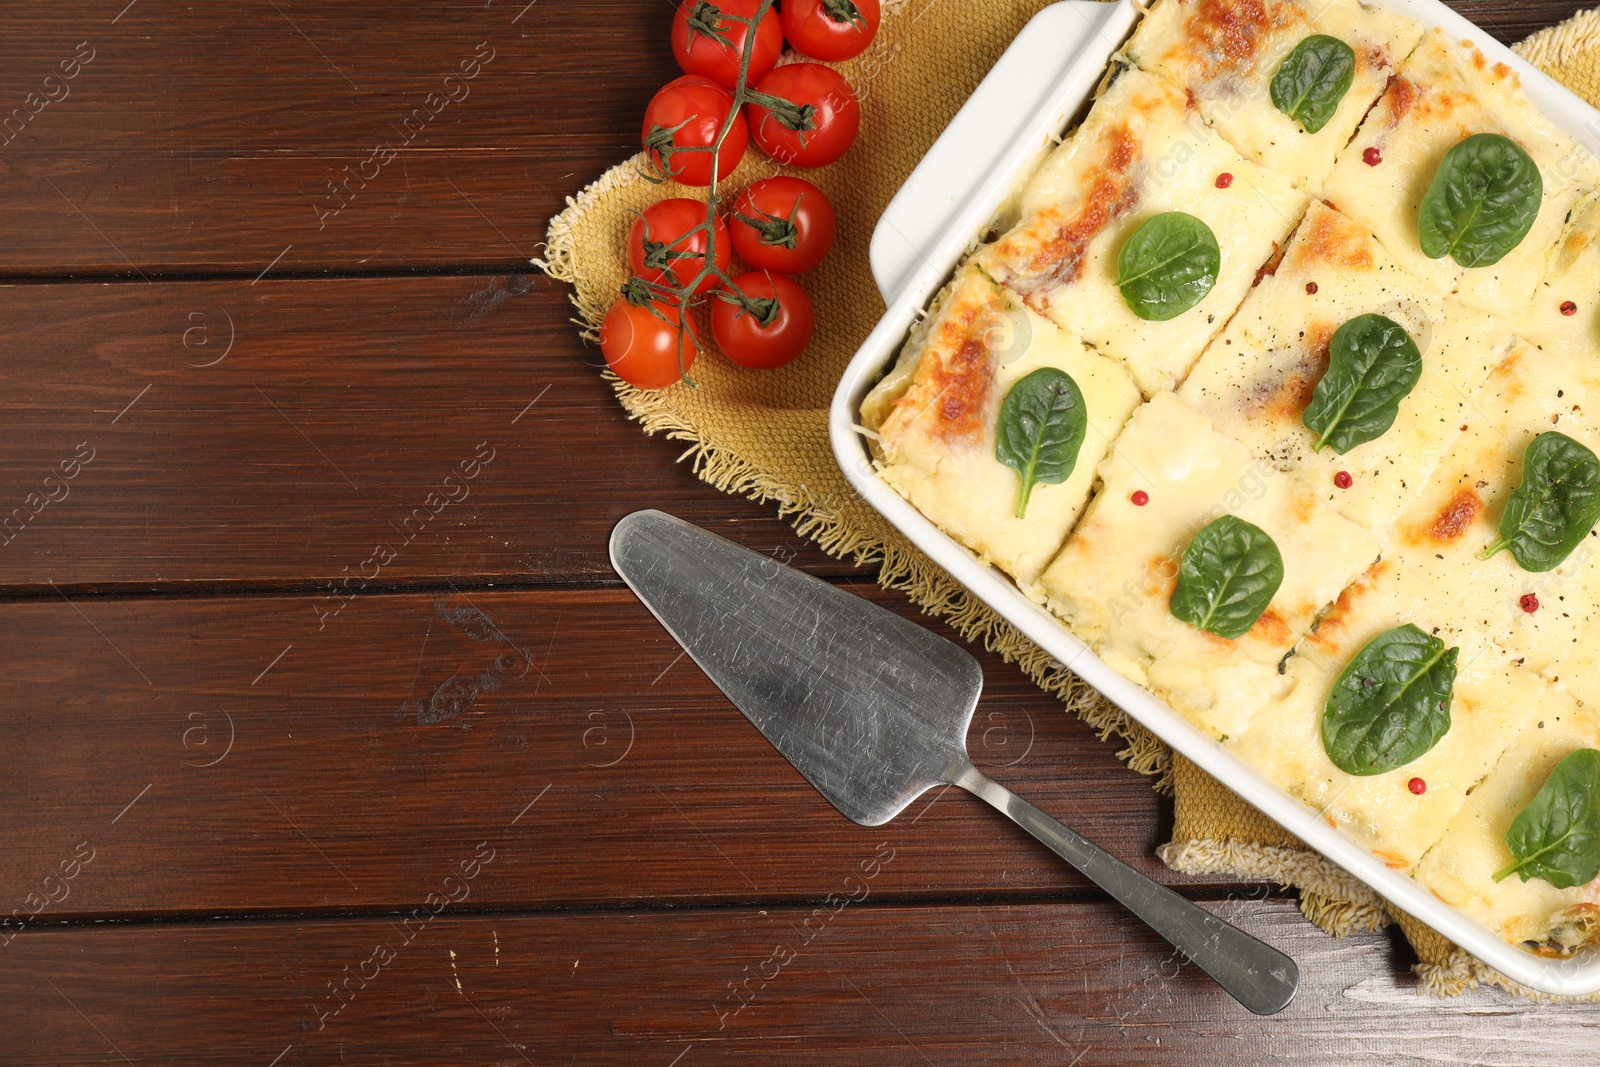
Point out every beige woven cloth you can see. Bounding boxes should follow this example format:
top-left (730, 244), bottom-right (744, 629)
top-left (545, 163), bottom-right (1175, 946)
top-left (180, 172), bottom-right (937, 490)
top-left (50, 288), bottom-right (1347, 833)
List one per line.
top-left (543, 0), bottom-right (1600, 999)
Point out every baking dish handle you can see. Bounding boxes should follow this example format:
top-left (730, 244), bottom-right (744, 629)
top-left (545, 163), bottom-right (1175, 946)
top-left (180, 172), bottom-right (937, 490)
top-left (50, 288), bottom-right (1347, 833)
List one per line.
top-left (869, 0), bottom-right (1134, 306)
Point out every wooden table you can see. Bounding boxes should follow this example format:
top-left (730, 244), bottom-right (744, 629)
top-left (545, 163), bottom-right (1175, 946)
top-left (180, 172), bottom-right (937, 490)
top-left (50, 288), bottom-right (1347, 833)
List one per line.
top-left (3, 1), bottom-right (1597, 1062)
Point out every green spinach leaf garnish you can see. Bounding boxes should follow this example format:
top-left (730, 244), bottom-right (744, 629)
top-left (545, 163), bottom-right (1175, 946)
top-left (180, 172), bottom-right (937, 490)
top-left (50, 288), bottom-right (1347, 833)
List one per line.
top-left (1496, 748), bottom-right (1600, 888)
top-left (1418, 133), bottom-right (1543, 268)
top-left (996, 368), bottom-right (1088, 519)
top-left (1301, 313), bottom-right (1423, 454)
top-left (1169, 516), bottom-right (1285, 640)
top-left (1481, 431), bottom-right (1600, 572)
top-left (1116, 212), bottom-right (1220, 321)
top-left (1270, 35), bottom-right (1356, 135)
top-left (1321, 624), bottom-right (1458, 776)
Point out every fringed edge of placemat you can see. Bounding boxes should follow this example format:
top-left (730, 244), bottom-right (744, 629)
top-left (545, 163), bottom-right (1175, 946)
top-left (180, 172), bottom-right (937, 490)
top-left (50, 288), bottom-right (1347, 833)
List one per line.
top-left (1516, 6), bottom-right (1600, 69)
top-left (1160, 839), bottom-right (1391, 933)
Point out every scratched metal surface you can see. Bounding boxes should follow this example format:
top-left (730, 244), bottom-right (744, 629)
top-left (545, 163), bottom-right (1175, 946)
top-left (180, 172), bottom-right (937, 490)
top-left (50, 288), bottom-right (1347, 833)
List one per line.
top-left (4, 0), bottom-right (1600, 1062)
top-left (612, 510), bottom-right (981, 826)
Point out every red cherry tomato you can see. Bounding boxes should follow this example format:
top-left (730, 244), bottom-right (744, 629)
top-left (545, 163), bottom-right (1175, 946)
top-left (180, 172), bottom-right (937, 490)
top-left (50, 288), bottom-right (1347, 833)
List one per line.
top-left (747, 64), bottom-right (860, 168)
top-left (671, 0), bottom-right (783, 90)
top-left (642, 75), bottom-right (748, 187)
top-left (729, 177), bottom-right (836, 274)
top-left (629, 199), bottom-right (731, 296)
top-left (599, 298), bottom-right (698, 389)
top-left (780, 0), bottom-right (881, 62)
top-left (711, 272), bottom-right (814, 369)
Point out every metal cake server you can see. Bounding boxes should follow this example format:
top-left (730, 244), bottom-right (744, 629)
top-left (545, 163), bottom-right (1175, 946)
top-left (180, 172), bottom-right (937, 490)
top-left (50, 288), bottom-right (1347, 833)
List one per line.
top-left (610, 509), bottom-right (1298, 1015)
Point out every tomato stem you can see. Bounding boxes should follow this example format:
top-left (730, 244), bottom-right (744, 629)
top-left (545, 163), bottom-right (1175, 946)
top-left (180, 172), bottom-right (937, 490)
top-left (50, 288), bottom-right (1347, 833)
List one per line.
top-left (682, 1), bottom-right (738, 50)
top-left (742, 89), bottom-right (815, 133)
top-left (715, 278), bottom-right (782, 328)
top-left (732, 204), bottom-right (800, 250)
top-left (821, 0), bottom-right (868, 27)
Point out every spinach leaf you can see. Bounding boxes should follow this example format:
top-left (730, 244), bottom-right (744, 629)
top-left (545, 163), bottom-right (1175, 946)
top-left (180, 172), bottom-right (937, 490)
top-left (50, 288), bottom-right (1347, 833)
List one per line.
top-left (1301, 313), bottom-right (1423, 454)
top-left (1320, 625), bottom-right (1458, 776)
top-left (1116, 212), bottom-right (1220, 321)
top-left (1482, 431), bottom-right (1600, 572)
top-left (1496, 748), bottom-right (1600, 888)
top-left (995, 368), bottom-right (1088, 519)
top-left (1418, 133), bottom-right (1543, 268)
top-left (1270, 34), bottom-right (1356, 134)
top-left (1168, 516), bottom-right (1285, 640)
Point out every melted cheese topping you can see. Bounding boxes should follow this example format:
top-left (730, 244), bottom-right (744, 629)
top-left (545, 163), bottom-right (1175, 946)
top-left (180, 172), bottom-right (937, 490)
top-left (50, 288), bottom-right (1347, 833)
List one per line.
top-left (1370, 342), bottom-right (1600, 678)
top-left (1227, 563), bottom-right (1551, 871)
top-left (1322, 30), bottom-right (1600, 330)
top-left (1178, 202), bottom-right (1513, 541)
top-left (1556, 616), bottom-right (1600, 710)
top-left (1037, 392), bottom-right (1379, 738)
top-left (1524, 191), bottom-right (1600, 362)
top-left (1413, 691), bottom-right (1600, 951)
top-left (1228, 341), bottom-right (1600, 872)
top-left (1126, 0), bottom-right (1422, 194)
top-left (975, 66), bottom-right (1307, 397)
top-left (866, 267), bottom-right (1142, 584)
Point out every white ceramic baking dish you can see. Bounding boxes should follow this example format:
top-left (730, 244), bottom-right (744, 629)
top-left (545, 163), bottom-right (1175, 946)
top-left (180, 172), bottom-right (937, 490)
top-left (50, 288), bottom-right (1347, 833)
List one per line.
top-left (829, 0), bottom-right (1600, 996)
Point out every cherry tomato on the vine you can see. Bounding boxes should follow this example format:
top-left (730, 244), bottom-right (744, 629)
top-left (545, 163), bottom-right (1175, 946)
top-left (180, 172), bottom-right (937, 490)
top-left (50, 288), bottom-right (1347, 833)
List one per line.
top-left (671, 0), bottom-right (784, 90)
top-left (711, 272), bottom-right (814, 369)
top-left (629, 199), bottom-right (731, 296)
top-left (747, 64), bottom-right (860, 168)
top-left (781, 0), bottom-right (881, 62)
top-left (729, 177), bottom-right (836, 274)
top-left (599, 298), bottom-right (698, 389)
top-left (642, 75), bottom-right (748, 187)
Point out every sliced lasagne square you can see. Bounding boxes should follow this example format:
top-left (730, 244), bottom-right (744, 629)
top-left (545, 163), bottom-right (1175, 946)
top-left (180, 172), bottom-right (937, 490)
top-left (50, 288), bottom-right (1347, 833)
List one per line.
top-left (1524, 191), bottom-right (1600, 362)
top-left (1036, 391), bottom-right (1379, 739)
top-left (1322, 30), bottom-right (1600, 329)
top-left (1226, 563), bottom-right (1551, 872)
top-left (1554, 616), bottom-right (1600, 710)
top-left (1365, 341), bottom-right (1600, 680)
top-left (1412, 688), bottom-right (1600, 953)
top-left (860, 266), bottom-right (1142, 585)
top-left (974, 64), bottom-right (1307, 398)
top-left (1177, 202), bottom-right (1513, 541)
top-left (1126, 0), bottom-right (1422, 194)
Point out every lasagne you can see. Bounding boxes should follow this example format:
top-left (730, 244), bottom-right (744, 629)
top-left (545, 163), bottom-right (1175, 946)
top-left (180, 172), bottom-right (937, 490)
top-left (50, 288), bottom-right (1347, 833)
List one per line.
top-left (1413, 690), bottom-right (1600, 951)
top-left (974, 64), bottom-right (1306, 397)
top-left (1036, 392), bottom-right (1378, 739)
top-left (1322, 30), bottom-right (1600, 330)
top-left (1125, 0), bottom-right (1421, 193)
top-left (1178, 201), bottom-right (1513, 540)
top-left (859, 0), bottom-right (1600, 954)
top-left (861, 266), bottom-right (1142, 584)
top-left (1524, 192), bottom-right (1600, 362)
top-left (1226, 561), bottom-right (1551, 871)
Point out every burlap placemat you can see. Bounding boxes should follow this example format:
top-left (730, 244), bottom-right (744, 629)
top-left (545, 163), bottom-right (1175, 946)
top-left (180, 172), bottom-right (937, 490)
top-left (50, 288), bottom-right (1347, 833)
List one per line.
top-left (542, 0), bottom-right (1600, 999)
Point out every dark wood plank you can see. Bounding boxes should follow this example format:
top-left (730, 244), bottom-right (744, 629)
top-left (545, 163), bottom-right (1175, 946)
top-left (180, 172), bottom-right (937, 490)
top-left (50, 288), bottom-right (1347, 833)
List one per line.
top-left (1446, 0), bottom-right (1594, 45)
top-left (7, 900), bottom-right (1594, 1065)
top-left (0, 0), bottom-right (666, 275)
top-left (0, 585), bottom-right (1233, 922)
top-left (0, 0), bottom-right (1578, 276)
top-left (0, 276), bottom-right (861, 589)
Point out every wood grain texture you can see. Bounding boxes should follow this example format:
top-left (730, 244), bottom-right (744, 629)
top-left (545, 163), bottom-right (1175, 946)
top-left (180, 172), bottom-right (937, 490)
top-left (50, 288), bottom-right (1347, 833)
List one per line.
top-left (0, 276), bottom-right (860, 589)
top-left (8, 901), bottom-right (1599, 1066)
top-left (4, 0), bottom-right (1600, 1058)
top-left (0, 0), bottom-right (1574, 276)
top-left (0, 585), bottom-right (1219, 921)
top-left (0, 0), bottom-right (661, 275)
